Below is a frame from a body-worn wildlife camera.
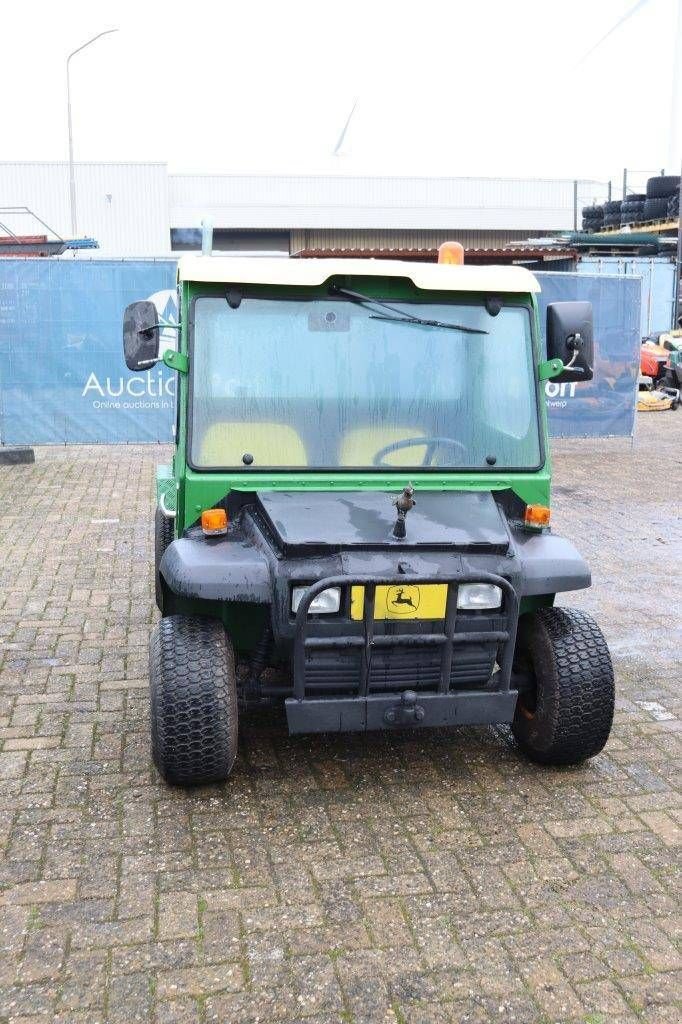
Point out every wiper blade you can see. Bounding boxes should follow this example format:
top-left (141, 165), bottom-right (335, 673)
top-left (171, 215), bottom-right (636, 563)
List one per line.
top-left (330, 285), bottom-right (488, 335)
top-left (331, 285), bottom-right (428, 322)
top-left (368, 313), bottom-right (488, 334)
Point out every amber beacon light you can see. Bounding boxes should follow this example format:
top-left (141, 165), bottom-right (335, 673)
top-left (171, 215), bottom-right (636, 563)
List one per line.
top-left (437, 241), bottom-right (465, 265)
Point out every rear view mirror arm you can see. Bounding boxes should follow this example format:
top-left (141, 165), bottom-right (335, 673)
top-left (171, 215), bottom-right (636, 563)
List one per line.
top-left (563, 333), bottom-right (591, 375)
top-left (538, 358), bottom-right (565, 381)
top-left (163, 349), bottom-right (189, 374)
top-left (137, 320), bottom-right (181, 367)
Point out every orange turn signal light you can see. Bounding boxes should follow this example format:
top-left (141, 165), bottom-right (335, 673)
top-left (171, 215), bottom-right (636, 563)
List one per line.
top-left (524, 504), bottom-right (551, 528)
top-left (437, 241), bottom-right (465, 265)
top-left (201, 508), bottom-right (228, 536)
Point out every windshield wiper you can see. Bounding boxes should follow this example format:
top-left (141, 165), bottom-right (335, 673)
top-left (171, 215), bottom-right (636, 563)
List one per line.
top-left (368, 313), bottom-right (487, 333)
top-left (330, 285), bottom-right (488, 335)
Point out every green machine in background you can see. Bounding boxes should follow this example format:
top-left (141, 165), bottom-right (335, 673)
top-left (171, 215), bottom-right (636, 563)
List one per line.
top-left (123, 241), bottom-right (614, 785)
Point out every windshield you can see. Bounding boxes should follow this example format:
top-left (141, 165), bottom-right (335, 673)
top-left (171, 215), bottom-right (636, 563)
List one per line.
top-left (189, 294), bottom-right (541, 471)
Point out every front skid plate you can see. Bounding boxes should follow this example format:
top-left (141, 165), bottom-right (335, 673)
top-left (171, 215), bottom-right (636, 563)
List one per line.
top-left (285, 690), bottom-right (518, 734)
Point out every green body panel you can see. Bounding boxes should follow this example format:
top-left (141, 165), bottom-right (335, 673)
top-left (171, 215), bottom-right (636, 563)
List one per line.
top-left (156, 463), bottom-right (175, 505)
top-left (181, 467), bottom-right (551, 530)
top-left (519, 594), bottom-right (554, 614)
top-left (163, 594), bottom-right (268, 653)
top-left (168, 277), bottom-right (552, 535)
top-left (163, 349), bottom-right (189, 374)
top-left (155, 273), bottom-right (556, 635)
top-left (538, 357), bottom-right (565, 381)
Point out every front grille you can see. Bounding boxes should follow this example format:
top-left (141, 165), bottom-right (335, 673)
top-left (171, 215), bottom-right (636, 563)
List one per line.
top-left (303, 642), bottom-right (496, 695)
top-left (293, 573), bottom-right (518, 703)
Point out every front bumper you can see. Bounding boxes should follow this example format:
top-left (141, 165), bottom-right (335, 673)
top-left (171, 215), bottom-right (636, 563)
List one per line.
top-left (285, 572), bottom-right (519, 734)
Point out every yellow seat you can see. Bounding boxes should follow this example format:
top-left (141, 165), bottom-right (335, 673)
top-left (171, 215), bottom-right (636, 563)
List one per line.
top-left (339, 427), bottom-right (427, 467)
top-left (198, 422), bottom-right (307, 466)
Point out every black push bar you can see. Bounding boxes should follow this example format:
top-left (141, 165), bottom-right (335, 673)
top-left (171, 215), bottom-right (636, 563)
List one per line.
top-left (292, 572), bottom-right (519, 701)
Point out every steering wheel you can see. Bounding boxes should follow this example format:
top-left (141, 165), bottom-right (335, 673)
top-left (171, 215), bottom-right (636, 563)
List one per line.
top-left (372, 435), bottom-right (467, 467)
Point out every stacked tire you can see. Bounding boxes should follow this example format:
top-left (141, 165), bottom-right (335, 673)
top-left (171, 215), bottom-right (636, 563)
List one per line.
top-left (602, 200), bottom-right (622, 229)
top-left (643, 175), bottom-right (680, 222)
top-left (620, 193), bottom-right (646, 226)
top-left (582, 204), bottom-right (604, 233)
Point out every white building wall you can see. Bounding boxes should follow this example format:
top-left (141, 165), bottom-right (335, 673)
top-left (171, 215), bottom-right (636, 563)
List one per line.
top-left (0, 162), bottom-right (170, 256)
top-left (170, 173), bottom-right (606, 232)
top-left (0, 163), bottom-right (611, 255)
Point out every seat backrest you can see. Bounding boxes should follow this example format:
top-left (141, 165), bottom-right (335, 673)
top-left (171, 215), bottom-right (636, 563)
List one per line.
top-left (198, 422), bottom-right (307, 467)
top-left (339, 427), bottom-right (427, 467)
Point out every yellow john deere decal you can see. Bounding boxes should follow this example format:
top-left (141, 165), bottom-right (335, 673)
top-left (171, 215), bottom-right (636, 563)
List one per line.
top-left (350, 584), bottom-right (448, 620)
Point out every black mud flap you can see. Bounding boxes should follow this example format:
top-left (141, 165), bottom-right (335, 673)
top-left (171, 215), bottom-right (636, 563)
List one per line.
top-left (285, 689), bottom-right (518, 735)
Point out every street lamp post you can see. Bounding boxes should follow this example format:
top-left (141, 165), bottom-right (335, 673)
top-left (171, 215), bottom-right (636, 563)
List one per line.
top-left (66, 29), bottom-right (118, 238)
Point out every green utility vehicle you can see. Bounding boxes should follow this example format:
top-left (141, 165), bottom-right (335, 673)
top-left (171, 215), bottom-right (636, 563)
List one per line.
top-left (123, 244), bottom-right (614, 785)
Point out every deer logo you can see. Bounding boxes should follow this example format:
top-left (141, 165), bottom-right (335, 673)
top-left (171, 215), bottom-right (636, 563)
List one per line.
top-left (387, 585), bottom-right (420, 614)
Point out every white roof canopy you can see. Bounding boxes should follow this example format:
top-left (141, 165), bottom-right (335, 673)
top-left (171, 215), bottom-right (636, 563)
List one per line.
top-left (177, 255), bottom-right (540, 293)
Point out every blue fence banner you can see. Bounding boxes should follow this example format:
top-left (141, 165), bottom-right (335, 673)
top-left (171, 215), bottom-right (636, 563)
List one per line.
top-left (536, 271), bottom-right (641, 439)
top-left (0, 260), bottom-right (641, 445)
top-left (576, 256), bottom-right (675, 340)
top-left (0, 259), bottom-right (177, 444)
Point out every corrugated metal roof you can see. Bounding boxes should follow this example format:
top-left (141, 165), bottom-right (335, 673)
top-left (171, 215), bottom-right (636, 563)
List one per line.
top-left (290, 228), bottom-right (545, 252)
top-left (464, 246), bottom-right (578, 264)
top-left (292, 245), bottom-right (578, 264)
top-left (293, 247), bottom-right (435, 262)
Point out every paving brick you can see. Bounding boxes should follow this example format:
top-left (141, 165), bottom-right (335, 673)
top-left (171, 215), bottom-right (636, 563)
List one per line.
top-left (201, 908), bottom-right (243, 962)
top-left (520, 958), bottom-right (585, 1019)
top-left (576, 978), bottom-right (639, 1020)
top-left (364, 896), bottom-right (413, 949)
top-left (625, 918), bottom-right (682, 972)
top-left (290, 953), bottom-right (345, 1013)
top-left (155, 997), bottom-right (204, 1023)
top-left (56, 950), bottom-right (107, 1011)
top-left (157, 891), bottom-right (199, 941)
top-left (639, 810), bottom-right (681, 846)
top-left (0, 419), bottom-right (680, 1022)
top-left (107, 970), bottom-right (152, 1023)
top-left (17, 924), bottom-right (67, 983)
top-left (156, 962), bottom-right (245, 999)
top-left (4, 879), bottom-right (77, 905)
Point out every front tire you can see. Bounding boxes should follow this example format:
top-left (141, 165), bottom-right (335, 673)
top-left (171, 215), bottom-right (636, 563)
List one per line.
top-left (511, 607), bottom-right (614, 766)
top-left (149, 615), bottom-right (239, 785)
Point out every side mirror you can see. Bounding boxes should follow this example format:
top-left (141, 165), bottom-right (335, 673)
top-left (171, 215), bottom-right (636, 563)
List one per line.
top-left (546, 301), bottom-right (594, 383)
top-left (123, 300), bottom-right (160, 371)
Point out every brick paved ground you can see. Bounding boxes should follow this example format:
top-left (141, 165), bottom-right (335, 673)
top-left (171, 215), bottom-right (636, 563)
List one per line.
top-left (0, 414), bottom-right (680, 1024)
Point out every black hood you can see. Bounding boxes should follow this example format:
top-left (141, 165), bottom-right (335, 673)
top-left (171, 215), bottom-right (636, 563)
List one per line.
top-left (254, 490), bottom-right (510, 557)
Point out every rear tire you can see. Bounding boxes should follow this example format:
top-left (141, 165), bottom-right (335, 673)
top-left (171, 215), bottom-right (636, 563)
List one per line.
top-left (154, 505), bottom-right (174, 611)
top-left (511, 607), bottom-right (614, 766)
top-left (149, 615), bottom-right (239, 785)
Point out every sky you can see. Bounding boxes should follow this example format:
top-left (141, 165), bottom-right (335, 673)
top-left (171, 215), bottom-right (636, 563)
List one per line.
top-left (1, 0), bottom-right (680, 186)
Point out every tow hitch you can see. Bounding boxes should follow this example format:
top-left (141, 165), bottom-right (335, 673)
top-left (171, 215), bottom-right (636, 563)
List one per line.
top-left (384, 689), bottom-right (425, 725)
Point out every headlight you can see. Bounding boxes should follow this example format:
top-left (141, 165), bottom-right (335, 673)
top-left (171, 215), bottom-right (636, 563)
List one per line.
top-left (457, 583), bottom-right (502, 610)
top-left (291, 586), bottom-right (341, 615)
